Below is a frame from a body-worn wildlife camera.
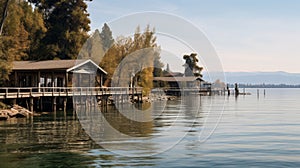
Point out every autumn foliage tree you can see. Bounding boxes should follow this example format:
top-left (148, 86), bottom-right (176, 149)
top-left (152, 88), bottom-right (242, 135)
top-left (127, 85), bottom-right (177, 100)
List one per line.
top-left (80, 24), bottom-right (163, 95)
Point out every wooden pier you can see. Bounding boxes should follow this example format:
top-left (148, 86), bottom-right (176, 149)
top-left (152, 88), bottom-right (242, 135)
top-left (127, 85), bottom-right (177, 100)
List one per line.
top-left (151, 87), bottom-right (226, 96)
top-left (0, 87), bottom-right (143, 112)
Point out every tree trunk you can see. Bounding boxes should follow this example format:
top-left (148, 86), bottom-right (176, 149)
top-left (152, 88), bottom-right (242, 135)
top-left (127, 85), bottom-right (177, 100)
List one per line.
top-left (0, 0), bottom-right (10, 36)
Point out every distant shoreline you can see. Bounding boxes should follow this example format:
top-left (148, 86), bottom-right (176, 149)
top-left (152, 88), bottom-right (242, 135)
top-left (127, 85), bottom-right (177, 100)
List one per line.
top-left (227, 84), bottom-right (300, 88)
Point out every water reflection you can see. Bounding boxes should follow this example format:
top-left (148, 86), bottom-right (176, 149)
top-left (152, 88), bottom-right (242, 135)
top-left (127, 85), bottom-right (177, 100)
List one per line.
top-left (0, 95), bottom-right (207, 166)
top-left (75, 95), bottom-right (206, 157)
top-left (0, 112), bottom-right (99, 167)
top-left (1, 89), bottom-right (300, 167)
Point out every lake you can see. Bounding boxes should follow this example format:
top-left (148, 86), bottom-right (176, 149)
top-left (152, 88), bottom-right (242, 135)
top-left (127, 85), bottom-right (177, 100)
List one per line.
top-left (0, 88), bottom-right (300, 167)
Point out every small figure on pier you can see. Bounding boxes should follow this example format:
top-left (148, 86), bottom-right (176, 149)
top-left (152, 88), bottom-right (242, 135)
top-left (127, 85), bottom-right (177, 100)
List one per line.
top-left (234, 83), bottom-right (239, 96)
top-left (227, 84), bottom-right (230, 96)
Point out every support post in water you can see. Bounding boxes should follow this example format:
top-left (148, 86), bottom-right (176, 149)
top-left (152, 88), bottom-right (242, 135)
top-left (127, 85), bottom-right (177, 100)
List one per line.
top-left (30, 98), bottom-right (34, 112)
top-left (52, 97), bottom-right (57, 113)
top-left (63, 97), bottom-right (67, 114)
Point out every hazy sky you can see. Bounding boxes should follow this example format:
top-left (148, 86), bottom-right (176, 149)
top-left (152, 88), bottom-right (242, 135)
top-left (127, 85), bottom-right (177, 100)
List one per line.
top-left (87, 0), bottom-right (300, 73)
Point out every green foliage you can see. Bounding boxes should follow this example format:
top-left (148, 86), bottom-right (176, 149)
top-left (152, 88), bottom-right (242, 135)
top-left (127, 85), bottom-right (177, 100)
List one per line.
top-left (0, 0), bottom-right (46, 84)
top-left (98, 25), bottom-right (163, 96)
top-left (30, 0), bottom-right (91, 60)
top-left (0, 36), bottom-right (13, 85)
top-left (79, 23), bottom-right (115, 64)
top-left (0, 0), bottom-right (9, 35)
top-left (183, 53), bottom-right (203, 77)
top-left (79, 29), bottom-right (105, 64)
top-left (100, 23), bottom-right (114, 52)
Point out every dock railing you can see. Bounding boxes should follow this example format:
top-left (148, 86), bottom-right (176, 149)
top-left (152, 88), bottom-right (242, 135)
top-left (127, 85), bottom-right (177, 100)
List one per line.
top-left (0, 87), bottom-right (143, 99)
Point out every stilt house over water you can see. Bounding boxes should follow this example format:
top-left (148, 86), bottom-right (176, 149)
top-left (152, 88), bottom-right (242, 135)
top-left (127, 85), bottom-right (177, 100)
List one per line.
top-left (6, 59), bottom-right (107, 88)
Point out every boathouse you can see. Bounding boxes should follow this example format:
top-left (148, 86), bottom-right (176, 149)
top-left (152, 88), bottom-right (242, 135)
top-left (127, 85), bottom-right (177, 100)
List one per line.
top-left (0, 59), bottom-right (144, 112)
top-left (6, 59), bottom-right (107, 88)
top-left (153, 76), bottom-right (204, 95)
top-left (153, 76), bottom-right (203, 88)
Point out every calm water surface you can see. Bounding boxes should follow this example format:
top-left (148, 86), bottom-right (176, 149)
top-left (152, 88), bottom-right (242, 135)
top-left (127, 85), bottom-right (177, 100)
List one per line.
top-left (0, 88), bottom-right (300, 167)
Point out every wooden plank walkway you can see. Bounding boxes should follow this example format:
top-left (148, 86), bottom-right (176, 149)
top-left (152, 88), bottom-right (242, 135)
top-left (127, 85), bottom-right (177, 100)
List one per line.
top-left (0, 87), bottom-right (143, 99)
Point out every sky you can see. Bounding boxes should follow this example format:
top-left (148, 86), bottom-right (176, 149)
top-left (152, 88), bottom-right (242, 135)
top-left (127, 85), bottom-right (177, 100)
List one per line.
top-left (87, 0), bottom-right (300, 73)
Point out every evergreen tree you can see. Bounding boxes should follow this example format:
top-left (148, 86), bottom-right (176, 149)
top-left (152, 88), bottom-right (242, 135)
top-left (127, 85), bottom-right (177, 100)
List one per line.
top-left (0, 0), bottom-right (46, 84)
top-left (183, 53), bottom-right (203, 77)
top-left (79, 29), bottom-right (105, 64)
top-left (22, 3), bottom-right (46, 60)
top-left (166, 63), bottom-right (170, 72)
top-left (100, 23), bottom-right (114, 52)
top-left (30, 0), bottom-right (91, 60)
top-left (0, 37), bottom-right (13, 85)
top-left (0, 0), bottom-right (9, 36)
top-left (0, 0), bottom-right (45, 60)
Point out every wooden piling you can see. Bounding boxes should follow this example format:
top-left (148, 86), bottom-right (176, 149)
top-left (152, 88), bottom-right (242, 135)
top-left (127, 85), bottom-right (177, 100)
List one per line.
top-left (39, 98), bottom-right (43, 112)
top-left (52, 96), bottom-right (57, 113)
top-left (30, 98), bottom-right (34, 112)
top-left (63, 97), bottom-right (67, 113)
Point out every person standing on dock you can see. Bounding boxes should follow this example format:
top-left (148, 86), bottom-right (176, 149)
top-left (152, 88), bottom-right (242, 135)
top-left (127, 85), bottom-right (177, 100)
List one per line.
top-left (234, 83), bottom-right (239, 96)
top-left (227, 84), bottom-right (230, 96)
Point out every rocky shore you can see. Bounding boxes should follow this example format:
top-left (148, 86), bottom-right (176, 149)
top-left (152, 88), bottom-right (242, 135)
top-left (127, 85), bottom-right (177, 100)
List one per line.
top-left (0, 105), bottom-right (33, 120)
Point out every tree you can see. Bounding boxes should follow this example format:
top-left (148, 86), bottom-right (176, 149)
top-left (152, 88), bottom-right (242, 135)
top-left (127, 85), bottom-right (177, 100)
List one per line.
top-left (22, 2), bottom-right (47, 60)
top-left (79, 24), bottom-right (163, 95)
top-left (0, 0), bottom-right (9, 35)
top-left (99, 25), bottom-right (162, 95)
top-left (100, 23), bottom-right (114, 52)
top-left (129, 25), bottom-right (162, 95)
top-left (30, 0), bottom-right (91, 60)
top-left (79, 29), bottom-right (105, 64)
top-left (183, 53), bottom-right (203, 77)
top-left (0, 0), bottom-right (46, 60)
top-left (0, 37), bottom-right (13, 85)
top-left (166, 63), bottom-right (170, 72)
top-left (0, 0), bottom-right (46, 84)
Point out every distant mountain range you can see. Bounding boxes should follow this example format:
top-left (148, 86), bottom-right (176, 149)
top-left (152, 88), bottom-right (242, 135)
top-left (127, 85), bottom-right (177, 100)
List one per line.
top-left (203, 71), bottom-right (300, 85)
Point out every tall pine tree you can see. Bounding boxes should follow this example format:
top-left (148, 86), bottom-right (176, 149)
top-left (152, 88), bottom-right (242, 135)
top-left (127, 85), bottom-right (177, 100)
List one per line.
top-left (0, 0), bottom-right (46, 85)
top-left (100, 23), bottom-right (114, 53)
top-left (30, 0), bottom-right (91, 60)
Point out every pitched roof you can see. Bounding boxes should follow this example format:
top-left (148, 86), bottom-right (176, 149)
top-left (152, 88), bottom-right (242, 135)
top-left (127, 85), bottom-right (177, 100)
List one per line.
top-left (12, 59), bottom-right (107, 74)
top-left (163, 71), bottom-right (184, 77)
top-left (13, 59), bottom-right (86, 70)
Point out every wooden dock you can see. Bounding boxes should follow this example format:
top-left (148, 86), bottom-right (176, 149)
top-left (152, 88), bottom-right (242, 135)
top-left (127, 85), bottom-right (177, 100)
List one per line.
top-left (151, 87), bottom-right (226, 96)
top-left (0, 87), bottom-right (143, 112)
top-left (0, 87), bottom-right (142, 99)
